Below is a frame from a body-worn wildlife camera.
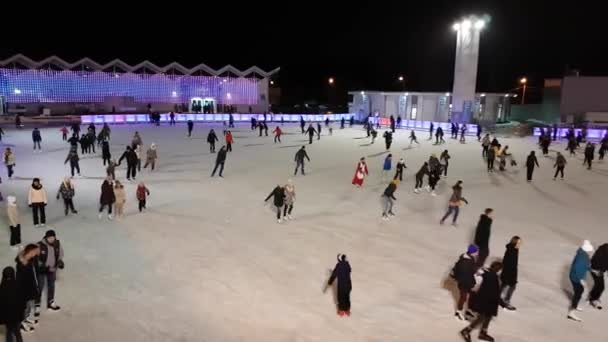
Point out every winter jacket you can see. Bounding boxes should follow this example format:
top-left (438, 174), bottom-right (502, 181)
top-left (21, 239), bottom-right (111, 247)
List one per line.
top-left (132, 134), bottom-right (142, 147)
top-left (265, 186), bottom-right (285, 207)
top-left (15, 256), bottom-right (39, 301)
top-left (416, 164), bottom-right (429, 178)
top-left (526, 154), bottom-right (539, 168)
top-left (38, 239), bottom-right (64, 272)
top-left (474, 214), bottom-right (493, 249)
top-left (383, 131), bottom-right (393, 142)
top-left (114, 186), bottom-right (126, 204)
top-left (470, 270), bottom-right (501, 316)
top-left (216, 148), bottom-right (227, 163)
top-left (4, 151), bottom-right (15, 166)
top-left (481, 136), bottom-right (490, 147)
top-left (448, 185), bottom-right (466, 206)
top-left (429, 156), bottom-right (440, 172)
top-left (554, 154), bottom-right (567, 167)
top-left (100, 180), bottom-right (115, 205)
top-left (65, 151), bottom-right (79, 164)
top-left (440, 151), bottom-right (451, 164)
top-left (7, 201), bottom-right (19, 226)
top-left (225, 132), bottom-right (233, 144)
top-left (68, 135), bottom-right (80, 146)
top-left (501, 242), bottom-right (519, 285)
top-left (146, 147), bottom-right (157, 161)
top-left (136, 186), bottom-right (150, 201)
top-left (306, 126), bottom-right (317, 136)
top-left (207, 132), bottom-right (218, 143)
top-left (591, 244), bottom-right (608, 272)
top-left (102, 141), bottom-right (111, 158)
top-left (57, 181), bottom-right (75, 200)
top-left (569, 248), bottom-right (590, 283)
top-left (453, 253), bottom-right (476, 290)
top-left (284, 184), bottom-right (296, 205)
top-left (32, 129), bottom-right (42, 142)
top-left (28, 184), bottom-right (47, 204)
top-left (295, 149), bottom-right (310, 163)
top-left (272, 127), bottom-right (282, 136)
top-left (585, 145), bottom-right (595, 159)
top-left (328, 259), bottom-right (352, 293)
top-left (487, 147), bottom-right (496, 160)
top-left (383, 183), bottom-right (397, 200)
top-left (0, 267), bottom-right (25, 326)
top-left (119, 149), bottom-right (138, 165)
top-left (395, 161), bottom-right (406, 172)
top-left (383, 157), bottom-right (392, 171)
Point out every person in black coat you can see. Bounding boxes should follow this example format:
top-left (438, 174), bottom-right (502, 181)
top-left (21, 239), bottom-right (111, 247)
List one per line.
top-left (461, 261), bottom-right (503, 342)
top-left (349, 116), bottom-right (354, 127)
top-left (500, 236), bottom-right (521, 311)
top-left (453, 244), bottom-right (478, 321)
top-left (118, 146), bottom-right (138, 181)
top-left (264, 185), bottom-right (285, 222)
top-left (32, 128), bottom-right (42, 151)
top-left (300, 116), bottom-right (306, 134)
top-left (306, 124), bottom-right (317, 144)
top-left (0, 266), bottom-right (26, 341)
top-left (68, 134), bottom-right (80, 148)
top-left (327, 254), bottom-right (352, 316)
top-left (435, 126), bottom-right (444, 144)
top-left (211, 146), bottom-right (227, 177)
top-left (525, 151), bottom-right (540, 182)
top-left (16, 244), bottom-right (40, 332)
top-left (383, 131), bottom-right (393, 150)
top-left (474, 209), bottom-right (494, 268)
top-left (340, 117), bottom-right (345, 129)
top-left (207, 129), bottom-right (219, 153)
top-left (101, 140), bottom-right (111, 166)
top-left (583, 142), bottom-right (595, 170)
top-left (429, 122), bottom-right (434, 140)
top-left (294, 146), bottom-right (310, 176)
top-left (99, 177), bottom-right (115, 219)
top-left (389, 115), bottom-right (395, 133)
top-left (187, 120), bottom-right (194, 137)
top-left (394, 158), bottom-right (406, 181)
top-left (414, 162), bottom-right (429, 193)
top-left (589, 243), bottom-right (608, 309)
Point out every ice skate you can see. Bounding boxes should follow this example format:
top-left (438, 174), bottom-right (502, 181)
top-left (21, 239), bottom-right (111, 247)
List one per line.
top-left (337, 310), bottom-right (345, 316)
top-left (382, 214), bottom-right (390, 221)
top-left (345, 311), bottom-right (351, 316)
top-left (478, 331), bottom-right (495, 342)
top-left (502, 302), bottom-right (517, 311)
top-left (98, 213), bottom-right (103, 219)
top-left (567, 310), bottom-right (582, 321)
top-left (590, 300), bottom-right (603, 310)
top-left (48, 300), bottom-right (61, 312)
top-left (40, 223), bottom-right (45, 227)
top-left (21, 322), bottom-right (35, 333)
top-left (431, 191), bottom-right (437, 196)
top-left (287, 215), bottom-right (293, 220)
top-left (414, 188), bottom-right (420, 194)
top-left (459, 328), bottom-right (471, 342)
top-left (108, 214), bottom-right (114, 220)
top-left (34, 305), bottom-right (41, 317)
top-left (454, 310), bottom-right (465, 321)
top-left (388, 211), bottom-right (395, 217)
top-left (277, 218), bottom-right (282, 223)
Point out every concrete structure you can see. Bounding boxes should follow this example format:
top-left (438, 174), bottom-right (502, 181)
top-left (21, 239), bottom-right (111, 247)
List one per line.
top-left (348, 91), bottom-right (511, 125)
top-left (451, 17), bottom-right (484, 123)
top-left (560, 76), bottom-right (608, 123)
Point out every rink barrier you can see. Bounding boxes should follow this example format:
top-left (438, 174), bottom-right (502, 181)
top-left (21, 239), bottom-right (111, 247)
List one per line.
top-left (533, 127), bottom-right (608, 139)
top-left (80, 114), bottom-right (480, 134)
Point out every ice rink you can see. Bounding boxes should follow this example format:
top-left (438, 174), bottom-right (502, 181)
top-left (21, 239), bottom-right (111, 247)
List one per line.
top-left (0, 122), bottom-right (607, 341)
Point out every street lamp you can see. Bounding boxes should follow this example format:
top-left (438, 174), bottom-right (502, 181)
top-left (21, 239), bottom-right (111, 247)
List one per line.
top-left (397, 75), bottom-right (405, 90)
top-left (520, 77), bottom-right (527, 105)
top-left (328, 77), bottom-right (334, 85)
top-left (270, 80), bottom-right (274, 85)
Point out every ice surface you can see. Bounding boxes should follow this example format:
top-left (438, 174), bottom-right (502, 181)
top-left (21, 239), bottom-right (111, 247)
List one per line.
top-left (0, 123), bottom-right (607, 341)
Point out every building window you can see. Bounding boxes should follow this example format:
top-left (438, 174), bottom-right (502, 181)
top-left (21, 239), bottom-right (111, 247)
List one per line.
top-left (497, 104), bottom-right (503, 121)
top-left (448, 104), bottom-right (452, 121)
top-left (410, 106), bottom-right (417, 120)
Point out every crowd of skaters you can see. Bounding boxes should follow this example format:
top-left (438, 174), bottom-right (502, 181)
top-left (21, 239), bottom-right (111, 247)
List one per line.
top-left (1, 116), bottom-right (607, 341)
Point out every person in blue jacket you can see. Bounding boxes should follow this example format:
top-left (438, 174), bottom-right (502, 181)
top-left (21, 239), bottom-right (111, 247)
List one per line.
top-left (381, 154), bottom-right (392, 184)
top-left (568, 240), bottom-right (594, 322)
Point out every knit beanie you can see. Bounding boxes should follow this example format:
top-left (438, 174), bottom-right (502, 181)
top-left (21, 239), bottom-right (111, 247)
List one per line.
top-left (467, 244), bottom-right (479, 255)
top-left (582, 240), bottom-right (594, 253)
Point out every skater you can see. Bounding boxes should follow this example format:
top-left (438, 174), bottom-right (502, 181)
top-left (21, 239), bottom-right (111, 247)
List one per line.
top-left (135, 143), bottom-right (143, 172)
top-left (381, 179), bottom-right (398, 220)
top-left (486, 145), bottom-right (496, 172)
top-left (99, 177), bottom-right (115, 220)
top-left (187, 120), bottom-right (194, 137)
top-left (143, 143), bottom-right (158, 170)
top-left (383, 130), bottom-right (393, 150)
top-left (568, 240), bottom-right (594, 322)
top-left (436, 126), bottom-right (445, 144)
top-left (500, 236), bottom-right (521, 311)
top-left (60, 126), bottom-right (68, 141)
top-left (251, 117), bottom-right (257, 131)
top-left (131, 131), bottom-right (142, 150)
top-left (481, 134), bottom-right (490, 158)
top-left (6, 195), bottom-right (21, 249)
top-left (440, 150), bottom-right (451, 176)
top-left (396, 116), bottom-right (402, 128)
top-left (394, 158), bottom-right (406, 181)
top-left (452, 244), bottom-right (479, 321)
top-left (15, 244), bottom-right (40, 333)
top-left (460, 261), bottom-right (503, 342)
top-left (352, 157), bottom-right (369, 187)
top-left (283, 179), bottom-right (296, 220)
top-left (225, 131), bottom-right (233, 152)
top-left (370, 128), bottom-right (378, 144)
top-left (389, 115), bottom-right (395, 133)
top-left (567, 135), bottom-right (577, 156)
top-left (300, 116), bottom-right (306, 134)
top-left (553, 152), bottom-right (567, 180)
top-left (264, 184), bottom-right (285, 223)
top-left (327, 254), bottom-right (352, 316)
top-left (409, 130), bottom-right (419, 147)
top-left (136, 182), bottom-right (150, 212)
top-left (118, 146), bottom-right (138, 181)
top-left (340, 117), bottom-right (345, 129)
top-left (540, 135), bottom-right (550, 155)
top-left (429, 122), bottom-right (434, 140)
top-left (0, 266), bottom-right (25, 341)
top-left (428, 166), bottom-right (440, 196)
top-left (349, 115), bottom-right (354, 127)
top-left (375, 113), bottom-right (381, 129)
top-left (229, 113), bottom-right (234, 128)
top-left (476, 123), bottom-right (482, 142)
top-left (306, 124), bottom-right (317, 144)
top-left (211, 146), bottom-right (227, 177)
top-left (106, 159), bottom-right (117, 181)
top-left (440, 180), bottom-right (468, 226)
top-left (56, 177), bottom-right (77, 216)
top-left (64, 148), bottom-right (81, 177)
top-left (100, 123), bottom-right (111, 141)
top-left (102, 139), bottom-right (111, 166)
top-left (414, 162), bottom-right (429, 194)
top-left (525, 151), bottom-right (540, 182)
top-left (599, 135), bottom-right (608, 160)
top-left (272, 126), bottom-right (282, 143)
top-left (381, 154), bottom-right (393, 183)
top-left (35, 230), bottom-right (64, 314)
top-left (28, 178), bottom-right (47, 227)
top-left (325, 117), bottom-right (330, 128)
top-left (429, 154), bottom-right (441, 177)
top-left (71, 122), bottom-right (80, 136)
top-left (583, 142), bottom-right (595, 170)
top-left (459, 124), bottom-right (467, 143)
top-left (589, 243), bottom-right (608, 309)
top-left (79, 134), bottom-right (89, 154)
top-left (32, 128), bottom-right (42, 151)
top-left (4, 147), bottom-right (16, 179)
top-left (113, 180), bottom-right (126, 219)
top-left (169, 111), bottom-right (176, 125)
top-left (451, 122), bottom-right (458, 139)
top-left (263, 121), bottom-right (269, 137)
top-left (67, 134), bottom-right (79, 149)
top-left (497, 145), bottom-right (511, 171)
top-left (207, 129), bottom-right (219, 153)
top-left (474, 209), bottom-right (494, 268)
top-left (294, 146), bottom-right (310, 176)
top-left (317, 122), bottom-right (322, 140)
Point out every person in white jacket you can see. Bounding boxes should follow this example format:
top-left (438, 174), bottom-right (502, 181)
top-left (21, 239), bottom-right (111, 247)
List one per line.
top-left (28, 178), bottom-right (48, 227)
top-left (7, 195), bottom-right (21, 249)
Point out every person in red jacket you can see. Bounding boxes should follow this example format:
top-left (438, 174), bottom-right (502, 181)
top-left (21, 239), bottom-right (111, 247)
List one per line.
top-left (136, 182), bottom-right (150, 213)
top-left (272, 126), bottom-right (282, 143)
top-left (225, 130), bottom-right (234, 152)
top-left (351, 157), bottom-right (368, 187)
top-left (60, 127), bottom-right (69, 141)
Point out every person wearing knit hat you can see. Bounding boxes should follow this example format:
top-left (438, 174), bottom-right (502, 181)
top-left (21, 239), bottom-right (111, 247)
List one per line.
top-left (452, 245), bottom-right (479, 321)
top-left (6, 195), bottom-right (21, 249)
top-left (568, 240), bottom-right (594, 322)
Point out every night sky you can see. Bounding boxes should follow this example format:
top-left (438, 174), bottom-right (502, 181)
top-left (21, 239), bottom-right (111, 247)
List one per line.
top-left (2, 1), bottom-right (606, 105)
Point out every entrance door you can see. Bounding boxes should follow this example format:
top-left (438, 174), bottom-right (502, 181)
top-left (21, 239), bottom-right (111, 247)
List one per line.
top-left (190, 97), bottom-right (216, 113)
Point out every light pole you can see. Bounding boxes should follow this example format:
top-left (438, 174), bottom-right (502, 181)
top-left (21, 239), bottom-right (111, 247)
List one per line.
top-left (328, 77), bottom-right (334, 85)
top-left (398, 75), bottom-right (405, 91)
top-left (520, 77), bottom-right (527, 105)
